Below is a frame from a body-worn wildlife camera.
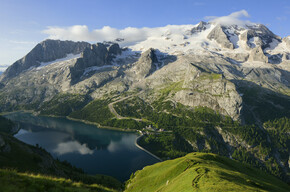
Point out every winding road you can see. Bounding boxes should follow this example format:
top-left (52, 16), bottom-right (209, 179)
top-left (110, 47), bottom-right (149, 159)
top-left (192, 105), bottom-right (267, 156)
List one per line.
top-left (108, 92), bottom-right (144, 121)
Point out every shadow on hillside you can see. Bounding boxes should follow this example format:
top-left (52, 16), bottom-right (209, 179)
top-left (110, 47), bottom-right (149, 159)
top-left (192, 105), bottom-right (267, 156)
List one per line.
top-left (231, 79), bottom-right (290, 125)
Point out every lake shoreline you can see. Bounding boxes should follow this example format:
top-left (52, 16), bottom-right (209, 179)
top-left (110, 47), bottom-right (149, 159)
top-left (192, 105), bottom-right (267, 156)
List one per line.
top-left (3, 111), bottom-right (162, 163)
top-left (66, 116), bottom-right (137, 133)
top-left (135, 135), bottom-right (163, 162)
top-left (6, 111), bottom-right (160, 182)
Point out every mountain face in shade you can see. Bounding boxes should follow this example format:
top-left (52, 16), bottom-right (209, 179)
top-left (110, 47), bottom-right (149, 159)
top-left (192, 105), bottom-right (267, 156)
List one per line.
top-left (0, 40), bottom-right (90, 81)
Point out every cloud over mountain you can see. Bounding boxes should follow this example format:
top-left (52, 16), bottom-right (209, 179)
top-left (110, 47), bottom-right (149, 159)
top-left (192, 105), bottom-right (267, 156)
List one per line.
top-left (42, 10), bottom-right (254, 45)
top-left (204, 10), bottom-right (253, 26)
top-left (42, 24), bottom-right (194, 46)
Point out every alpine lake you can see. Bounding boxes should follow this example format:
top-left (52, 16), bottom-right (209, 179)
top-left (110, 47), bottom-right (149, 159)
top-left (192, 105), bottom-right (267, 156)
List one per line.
top-left (4, 112), bottom-right (159, 182)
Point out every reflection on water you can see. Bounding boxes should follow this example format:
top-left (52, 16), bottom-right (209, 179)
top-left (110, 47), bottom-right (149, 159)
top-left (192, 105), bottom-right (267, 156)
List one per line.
top-left (53, 141), bottom-right (94, 155)
top-left (5, 112), bottom-right (159, 181)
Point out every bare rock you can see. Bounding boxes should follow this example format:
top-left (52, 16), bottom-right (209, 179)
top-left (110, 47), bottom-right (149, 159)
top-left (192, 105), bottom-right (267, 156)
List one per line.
top-left (207, 25), bottom-right (234, 49)
top-left (1, 39), bottom-right (90, 82)
top-left (191, 21), bottom-right (208, 34)
top-left (248, 46), bottom-right (268, 62)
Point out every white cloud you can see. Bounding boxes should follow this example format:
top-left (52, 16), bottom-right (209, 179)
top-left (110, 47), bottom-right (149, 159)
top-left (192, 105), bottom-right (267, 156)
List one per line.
top-left (204, 10), bottom-right (253, 27)
top-left (42, 24), bottom-right (194, 47)
top-left (0, 67), bottom-right (7, 72)
top-left (107, 135), bottom-right (137, 153)
top-left (53, 141), bottom-right (94, 155)
top-left (0, 65), bottom-right (10, 72)
top-left (42, 10), bottom-right (256, 47)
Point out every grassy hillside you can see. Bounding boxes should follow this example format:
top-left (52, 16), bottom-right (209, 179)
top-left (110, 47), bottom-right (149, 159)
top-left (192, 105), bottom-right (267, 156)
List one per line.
top-left (39, 93), bottom-right (91, 116)
top-left (0, 115), bottom-right (15, 134)
top-left (125, 153), bottom-right (290, 192)
top-left (0, 169), bottom-right (117, 192)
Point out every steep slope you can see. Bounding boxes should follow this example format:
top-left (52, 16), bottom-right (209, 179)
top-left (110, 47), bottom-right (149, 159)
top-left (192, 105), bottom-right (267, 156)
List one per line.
top-left (0, 40), bottom-right (90, 82)
top-left (125, 153), bottom-right (290, 192)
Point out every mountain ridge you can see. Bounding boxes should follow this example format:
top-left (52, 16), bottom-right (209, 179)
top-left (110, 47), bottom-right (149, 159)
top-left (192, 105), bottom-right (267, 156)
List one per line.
top-left (0, 20), bottom-right (289, 183)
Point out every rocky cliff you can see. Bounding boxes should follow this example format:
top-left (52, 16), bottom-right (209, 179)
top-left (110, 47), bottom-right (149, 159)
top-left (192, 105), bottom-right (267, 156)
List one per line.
top-left (0, 40), bottom-right (90, 82)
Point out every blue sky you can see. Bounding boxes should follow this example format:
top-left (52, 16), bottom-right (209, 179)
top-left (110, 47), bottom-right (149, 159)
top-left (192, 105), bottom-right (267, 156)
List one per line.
top-left (0, 0), bottom-right (289, 69)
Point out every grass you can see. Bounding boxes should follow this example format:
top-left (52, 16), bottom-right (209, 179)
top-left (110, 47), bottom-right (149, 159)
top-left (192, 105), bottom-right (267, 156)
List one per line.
top-left (39, 93), bottom-right (90, 116)
top-left (69, 99), bottom-right (114, 124)
top-left (158, 81), bottom-right (185, 97)
top-left (125, 153), bottom-right (290, 192)
top-left (0, 115), bottom-right (15, 134)
top-left (0, 169), bottom-right (118, 192)
top-left (197, 73), bottom-right (223, 81)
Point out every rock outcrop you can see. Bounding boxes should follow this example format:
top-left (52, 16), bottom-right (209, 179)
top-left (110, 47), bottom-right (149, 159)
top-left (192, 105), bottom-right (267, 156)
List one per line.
top-left (283, 36), bottom-right (290, 47)
top-left (241, 24), bottom-right (281, 50)
top-left (191, 21), bottom-right (208, 34)
top-left (69, 43), bottom-right (122, 84)
top-left (126, 48), bottom-right (159, 80)
top-left (207, 25), bottom-right (234, 49)
top-left (0, 40), bottom-right (90, 82)
top-left (173, 66), bottom-right (242, 120)
top-left (248, 46), bottom-right (268, 62)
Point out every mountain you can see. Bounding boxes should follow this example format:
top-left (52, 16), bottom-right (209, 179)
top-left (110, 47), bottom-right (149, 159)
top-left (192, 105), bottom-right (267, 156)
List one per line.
top-left (0, 20), bottom-right (289, 183)
top-left (125, 152), bottom-right (290, 192)
top-left (0, 40), bottom-right (90, 81)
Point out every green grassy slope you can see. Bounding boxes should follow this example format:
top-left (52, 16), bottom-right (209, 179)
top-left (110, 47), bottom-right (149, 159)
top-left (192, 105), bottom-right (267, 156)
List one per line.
top-left (39, 93), bottom-right (91, 116)
top-left (125, 153), bottom-right (290, 192)
top-left (0, 115), bottom-right (15, 134)
top-left (0, 169), bottom-right (117, 192)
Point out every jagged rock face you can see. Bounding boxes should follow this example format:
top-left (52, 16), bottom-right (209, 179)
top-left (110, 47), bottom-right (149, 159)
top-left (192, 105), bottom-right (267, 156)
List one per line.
top-left (82, 43), bottom-right (108, 67)
top-left (248, 46), bottom-right (268, 62)
top-left (1, 40), bottom-right (90, 81)
top-left (284, 36), bottom-right (290, 48)
top-left (133, 55), bottom-right (242, 120)
top-left (126, 48), bottom-right (159, 80)
top-left (173, 64), bottom-right (242, 120)
top-left (69, 43), bottom-right (122, 84)
top-left (0, 19), bottom-right (290, 121)
top-left (223, 52), bottom-right (249, 62)
top-left (174, 78), bottom-right (242, 120)
top-left (241, 24), bottom-right (281, 50)
top-left (191, 21), bottom-right (208, 34)
top-left (207, 25), bottom-right (234, 49)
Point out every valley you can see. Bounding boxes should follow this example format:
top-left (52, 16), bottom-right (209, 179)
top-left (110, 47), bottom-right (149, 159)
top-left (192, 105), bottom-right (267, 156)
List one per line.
top-left (0, 13), bottom-right (290, 191)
